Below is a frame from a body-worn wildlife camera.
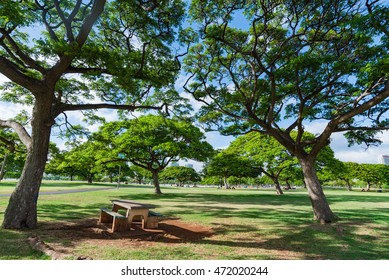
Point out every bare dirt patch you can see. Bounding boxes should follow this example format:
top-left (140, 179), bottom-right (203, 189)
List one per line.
top-left (31, 217), bottom-right (214, 259)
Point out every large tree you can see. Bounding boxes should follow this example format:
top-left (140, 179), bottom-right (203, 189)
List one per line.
top-left (93, 115), bottom-right (214, 194)
top-left (184, 0), bottom-right (389, 223)
top-left (0, 0), bottom-right (185, 229)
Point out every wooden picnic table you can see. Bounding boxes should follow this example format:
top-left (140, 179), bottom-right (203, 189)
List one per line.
top-left (99, 199), bottom-right (159, 232)
top-left (111, 199), bottom-right (152, 229)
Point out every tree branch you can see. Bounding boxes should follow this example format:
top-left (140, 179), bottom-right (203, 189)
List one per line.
top-left (0, 56), bottom-right (43, 92)
top-left (0, 135), bottom-right (16, 153)
top-left (312, 79), bottom-right (389, 156)
top-left (334, 125), bottom-right (389, 132)
top-left (366, 0), bottom-right (389, 37)
top-left (55, 102), bottom-right (167, 116)
top-left (46, 0), bottom-right (106, 83)
top-left (0, 28), bottom-right (46, 74)
top-left (334, 79), bottom-right (389, 127)
top-left (0, 119), bottom-right (32, 151)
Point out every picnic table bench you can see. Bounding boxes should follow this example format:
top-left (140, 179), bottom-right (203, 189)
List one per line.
top-left (99, 208), bottom-right (128, 232)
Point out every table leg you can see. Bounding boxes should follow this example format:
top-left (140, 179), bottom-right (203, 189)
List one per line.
top-left (112, 204), bottom-right (120, 212)
top-left (127, 209), bottom-right (149, 229)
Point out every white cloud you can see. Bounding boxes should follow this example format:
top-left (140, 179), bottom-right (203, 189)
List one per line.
top-left (0, 102), bottom-right (32, 119)
top-left (0, 75), bottom-right (32, 119)
top-left (303, 120), bottom-right (328, 135)
top-left (304, 121), bottom-right (389, 164)
top-left (331, 130), bottom-right (389, 164)
top-left (0, 74), bottom-right (9, 83)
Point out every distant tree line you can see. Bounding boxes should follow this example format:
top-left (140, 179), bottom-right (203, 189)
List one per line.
top-left (41, 127), bottom-right (389, 193)
top-left (202, 132), bottom-right (389, 193)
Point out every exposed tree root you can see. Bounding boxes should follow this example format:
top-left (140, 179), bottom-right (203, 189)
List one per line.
top-left (28, 236), bottom-right (92, 260)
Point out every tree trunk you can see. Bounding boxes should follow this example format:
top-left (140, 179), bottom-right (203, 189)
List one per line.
top-left (264, 170), bottom-right (284, 195)
top-left (285, 178), bottom-right (292, 190)
top-left (223, 177), bottom-right (229, 189)
top-left (299, 158), bottom-right (336, 223)
top-left (0, 153), bottom-right (8, 181)
top-left (2, 98), bottom-right (53, 229)
top-left (152, 170), bottom-right (162, 195)
top-left (346, 180), bottom-right (352, 191)
top-left (273, 177), bottom-right (284, 195)
top-left (87, 174), bottom-right (93, 184)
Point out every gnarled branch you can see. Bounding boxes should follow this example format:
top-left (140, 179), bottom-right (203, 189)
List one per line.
top-left (0, 119), bottom-right (32, 151)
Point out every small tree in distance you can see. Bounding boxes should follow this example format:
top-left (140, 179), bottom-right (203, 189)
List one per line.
top-left (205, 151), bottom-right (258, 189)
top-left (160, 166), bottom-right (201, 187)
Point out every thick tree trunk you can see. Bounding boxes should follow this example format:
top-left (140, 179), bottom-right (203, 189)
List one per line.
top-left (152, 170), bottom-right (162, 195)
top-left (2, 97), bottom-right (53, 229)
top-left (299, 158), bottom-right (336, 223)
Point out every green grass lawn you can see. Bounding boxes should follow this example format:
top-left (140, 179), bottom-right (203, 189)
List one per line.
top-left (0, 181), bottom-right (388, 260)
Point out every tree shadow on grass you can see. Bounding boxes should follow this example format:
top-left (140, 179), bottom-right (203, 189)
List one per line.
top-left (326, 192), bottom-right (389, 204)
top-left (37, 202), bottom-right (105, 221)
top-left (0, 229), bottom-right (49, 260)
top-left (194, 220), bottom-right (389, 259)
top-left (335, 208), bottom-right (389, 224)
top-left (31, 190), bottom-right (389, 260)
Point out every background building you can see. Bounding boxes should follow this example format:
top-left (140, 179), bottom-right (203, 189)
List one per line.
top-left (379, 155), bottom-right (389, 165)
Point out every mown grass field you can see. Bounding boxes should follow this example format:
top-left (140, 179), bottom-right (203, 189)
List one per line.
top-left (0, 181), bottom-right (388, 260)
